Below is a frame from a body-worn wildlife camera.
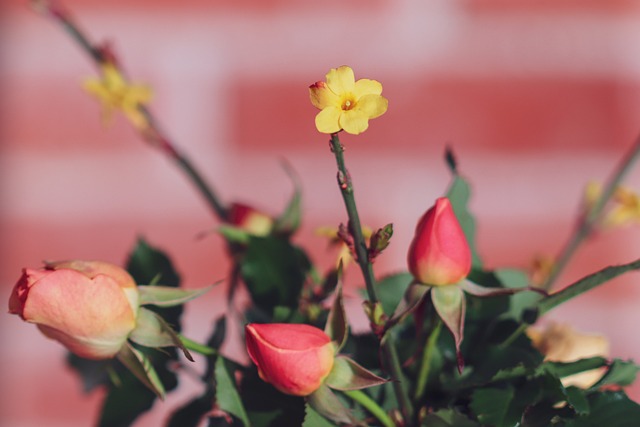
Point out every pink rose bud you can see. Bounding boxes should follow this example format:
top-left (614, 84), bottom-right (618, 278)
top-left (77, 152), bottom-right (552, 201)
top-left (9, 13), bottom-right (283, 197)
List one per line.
top-left (9, 261), bottom-right (139, 360)
top-left (407, 197), bottom-right (472, 286)
top-left (227, 202), bottom-right (273, 236)
top-left (245, 323), bottom-right (335, 396)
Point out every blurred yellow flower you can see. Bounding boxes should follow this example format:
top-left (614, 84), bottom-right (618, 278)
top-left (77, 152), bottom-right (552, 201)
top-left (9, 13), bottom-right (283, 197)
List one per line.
top-left (527, 323), bottom-right (609, 388)
top-left (316, 225), bottom-right (372, 268)
top-left (584, 181), bottom-right (640, 228)
top-left (529, 254), bottom-right (555, 287)
top-left (309, 66), bottom-right (388, 135)
top-left (83, 63), bottom-right (152, 130)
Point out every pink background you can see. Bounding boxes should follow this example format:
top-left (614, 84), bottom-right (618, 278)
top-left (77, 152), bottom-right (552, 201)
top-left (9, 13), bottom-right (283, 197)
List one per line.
top-left (2, 1), bottom-right (639, 425)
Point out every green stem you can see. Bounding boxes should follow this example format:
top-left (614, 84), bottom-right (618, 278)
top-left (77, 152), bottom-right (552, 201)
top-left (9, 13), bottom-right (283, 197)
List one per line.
top-left (342, 390), bottom-right (395, 427)
top-left (499, 323), bottom-right (528, 349)
top-left (329, 133), bottom-right (413, 424)
top-left (538, 258), bottom-right (640, 316)
top-left (541, 134), bottom-right (640, 291)
top-left (413, 320), bottom-right (442, 401)
top-left (179, 335), bottom-right (217, 356)
top-left (41, 2), bottom-right (228, 222)
top-left (502, 257), bottom-right (640, 348)
top-left (171, 146), bottom-right (228, 220)
top-left (329, 133), bottom-right (378, 303)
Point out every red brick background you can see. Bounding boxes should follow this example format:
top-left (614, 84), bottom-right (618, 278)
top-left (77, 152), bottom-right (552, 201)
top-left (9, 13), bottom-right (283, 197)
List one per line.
top-left (1, 1), bottom-right (639, 425)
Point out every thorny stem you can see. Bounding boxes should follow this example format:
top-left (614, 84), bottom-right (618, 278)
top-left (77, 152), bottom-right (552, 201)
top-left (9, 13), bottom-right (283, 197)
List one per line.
top-left (541, 133), bottom-right (640, 291)
top-left (35, 0), bottom-right (228, 221)
top-left (329, 133), bottom-right (413, 425)
top-left (342, 390), bottom-right (395, 427)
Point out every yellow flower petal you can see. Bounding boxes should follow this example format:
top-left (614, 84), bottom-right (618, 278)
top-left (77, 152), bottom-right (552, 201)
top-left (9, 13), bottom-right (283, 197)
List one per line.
top-left (356, 94), bottom-right (388, 119)
top-left (309, 82), bottom-right (340, 110)
top-left (354, 79), bottom-right (382, 98)
top-left (326, 66), bottom-right (355, 96)
top-left (315, 106), bottom-right (342, 134)
top-left (339, 109), bottom-right (369, 135)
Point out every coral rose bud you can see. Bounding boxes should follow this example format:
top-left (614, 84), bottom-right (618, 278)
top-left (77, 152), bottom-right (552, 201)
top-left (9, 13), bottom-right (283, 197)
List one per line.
top-left (407, 197), bottom-right (472, 286)
top-left (245, 323), bottom-right (335, 396)
top-left (8, 261), bottom-right (139, 360)
top-left (227, 202), bottom-right (273, 237)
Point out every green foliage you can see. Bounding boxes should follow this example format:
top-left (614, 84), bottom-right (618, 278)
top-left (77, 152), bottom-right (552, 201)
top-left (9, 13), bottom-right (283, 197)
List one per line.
top-left (302, 404), bottom-right (337, 427)
top-left (445, 156), bottom-right (482, 269)
top-left (239, 235), bottom-right (311, 317)
top-left (102, 238), bottom-right (183, 427)
top-left (215, 357), bottom-right (250, 426)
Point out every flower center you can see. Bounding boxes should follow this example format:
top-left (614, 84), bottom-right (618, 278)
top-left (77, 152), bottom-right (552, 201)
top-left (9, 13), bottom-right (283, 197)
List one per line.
top-left (341, 95), bottom-right (356, 111)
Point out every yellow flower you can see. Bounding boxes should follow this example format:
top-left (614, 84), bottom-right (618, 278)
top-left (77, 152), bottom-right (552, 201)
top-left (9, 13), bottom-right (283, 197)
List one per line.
top-left (316, 225), bottom-right (372, 268)
top-left (309, 66), bottom-right (388, 135)
top-left (584, 181), bottom-right (640, 228)
top-left (83, 63), bottom-right (152, 130)
top-left (527, 323), bottom-right (609, 388)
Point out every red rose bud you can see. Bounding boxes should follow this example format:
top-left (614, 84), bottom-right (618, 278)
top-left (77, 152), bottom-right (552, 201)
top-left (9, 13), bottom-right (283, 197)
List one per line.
top-left (407, 197), bottom-right (471, 286)
top-left (245, 323), bottom-right (335, 396)
top-left (9, 261), bottom-right (139, 359)
top-left (227, 202), bottom-right (273, 236)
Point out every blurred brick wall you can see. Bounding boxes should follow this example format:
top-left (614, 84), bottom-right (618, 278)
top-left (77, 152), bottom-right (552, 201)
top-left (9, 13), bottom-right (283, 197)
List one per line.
top-left (1, 1), bottom-right (639, 425)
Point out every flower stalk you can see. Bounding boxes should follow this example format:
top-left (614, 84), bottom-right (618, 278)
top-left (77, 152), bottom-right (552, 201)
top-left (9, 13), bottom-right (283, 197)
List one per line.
top-left (34, 0), bottom-right (228, 222)
top-left (342, 390), bottom-right (395, 427)
top-left (413, 319), bottom-right (442, 401)
top-left (329, 132), bottom-right (413, 424)
top-left (541, 133), bottom-right (640, 291)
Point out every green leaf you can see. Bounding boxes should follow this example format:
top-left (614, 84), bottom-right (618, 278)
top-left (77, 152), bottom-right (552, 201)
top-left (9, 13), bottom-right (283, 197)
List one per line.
top-left (445, 159), bottom-right (482, 268)
top-left (591, 359), bottom-right (640, 389)
top-left (240, 235), bottom-right (311, 315)
top-left (126, 237), bottom-right (183, 330)
top-left (538, 258), bottom-right (640, 315)
top-left (215, 357), bottom-right (250, 427)
top-left (303, 403), bottom-right (338, 427)
top-left (324, 266), bottom-right (348, 352)
top-left (116, 343), bottom-right (165, 399)
top-left (470, 387), bottom-right (514, 427)
top-left (324, 356), bottom-right (388, 391)
top-left (431, 285), bottom-right (466, 371)
top-left (306, 384), bottom-right (354, 426)
top-left (564, 391), bottom-right (640, 427)
top-left (127, 237), bottom-right (181, 287)
top-left (98, 369), bottom-right (158, 427)
top-left (544, 357), bottom-right (608, 379)
top-left (273, 160), bottom-right (302, 235)
top-left (565, 386), bottom-right (590, 416)
top-left (495, 268), bottom-right (544, 320)
top-left (422, 408), bottom-right (480, 427)
top-left (137, 284), bottom-right (214, 307)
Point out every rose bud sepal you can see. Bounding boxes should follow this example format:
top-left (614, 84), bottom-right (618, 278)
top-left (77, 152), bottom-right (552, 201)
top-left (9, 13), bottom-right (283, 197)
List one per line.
top-left (323, 355), bottom-right (388, 391)
top-left (431, 284), bottom-right (466, 373)
top-left (307, 384), bottom-right (357, 426)
top-left (116, 342), bottom-right (166, 399)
